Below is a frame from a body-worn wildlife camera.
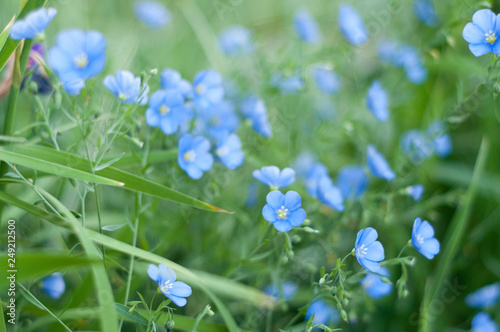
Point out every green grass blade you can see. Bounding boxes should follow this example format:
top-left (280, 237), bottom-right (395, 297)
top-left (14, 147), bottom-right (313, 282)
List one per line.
top-left (114, 303), bottom-right (149, 326)
top-left (0, 296), bottom-right (6, 332)
top-left (0, 145), bottom-right (228, 212)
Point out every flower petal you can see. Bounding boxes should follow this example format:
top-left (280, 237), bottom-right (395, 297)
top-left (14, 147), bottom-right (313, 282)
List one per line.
top-left (262, 204), bottom-right (277, 222)
top-left (266, 190), bottom-right (284, 209)
top-left (287, 208), bottom-right (306, 227)
top-left (170, 281), bottom-right (192, 297)
top-left (272, 219), bottom-right (293, 232)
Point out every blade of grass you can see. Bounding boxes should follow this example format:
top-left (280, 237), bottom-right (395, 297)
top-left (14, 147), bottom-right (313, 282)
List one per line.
top-left (0, 296), bottom-right (6, 332)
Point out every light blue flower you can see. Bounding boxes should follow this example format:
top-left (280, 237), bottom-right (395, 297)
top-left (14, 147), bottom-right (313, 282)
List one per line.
top-left (471, 312), bottom-right (499, 332)
top-left (253, 166), bottom-right (295, 190)
top-left (361, 267), bottom-right (393, 299)
top-left (271, 72), bottom-right (304, 94)
top-left (465, 283), bottom-right (500, 309)
top-left (192, 70), bottom-right (224, 110)
top-left (337, 165), bottom-right (369, 201)
top-left (218, 26), bottom-right (254, 56)
top-left (366, 81), bottom-right (389, 122)
top-left (411, 218), bottom-right (440, 260)
top-left (305, 300), bottom-right (339, 326)
top-left (355, 227), bottom-right (385, 273)
top-left (401, 130), bottom-right (435, 164)
top-left (178, 134), bottom-right (213, 179)
top-left (146, 90), bottom-right (192, 134)
top-left (377, 41), bottom-right (427, 84)
top-left (413, 0), bottom-right (439, 27)
top-left (10, 7), bottom-right (57, 40)
top-left (293, 9), bottom-right (321, 44)
top-left (198, 100), bottom-right (240, 139)
top-left (294, 151), bottom-right (316, 179)
top-left (48, 29), bottom-right (107, 95)
top-left (338, 3), bottom-right (368, 46)
top-left (305, 163), bottom-right (329, 197)
top-left (427, 121), bottom-right (452, 157)
top-left (367, 145), bottom-right (395, 181)
top-left (160, 69), bottom-right (192, 99)
top-left (134, 1), bottom-right (171, 29)
top-left (262, 190), bottom-right (306, 232)
top-left (463, 9), bottom-right (500, 57)
top-left (406, 185), bottom-right (424, 201)
top-left (103, 70), bottom-right (149, 105)
top-left (264, 282), bottom-right (298, 301)
top-left (148, 264), bottom-right (192, 307)
top-left (317, 176), bottom-right (344, 212)
top-left (216, 133), bottom-right (244, 170)
top-left (311, 66), bottom-right (341, 95)
top-left (240, 95), bottom-right (272, 138)
top-left (41, 273), bottom-right (65, 299)
top-left (246, 183), bottom-right (258, 208)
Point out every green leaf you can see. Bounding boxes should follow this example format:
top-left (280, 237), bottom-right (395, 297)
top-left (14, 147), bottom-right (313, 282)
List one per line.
top-left (0, 144), bottom-right (228, 212)
top-left (114, 303), bottom-right (148, 326)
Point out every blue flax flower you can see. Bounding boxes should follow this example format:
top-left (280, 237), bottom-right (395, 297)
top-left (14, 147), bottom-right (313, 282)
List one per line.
top-left (361, 267), bottom-right (393, 299)
top-left (377, 41), bottom-right (427, 84)
top-left (146, 90), bottom-right (192, 134)
top-left (294, 151), bottom-right (316, 179)
top-left (148, 264), bottom-right (192, 307)
top-left (366, 81), bottom-right (389, 122)
top-left (465, 283), bottom-right (500, 309)
top-left (104, 70), bottom-right (149, 105)
top-left (240, 95), bottom-right (272, 138)
top-left (406, 185), bottom-right (424, 201)
top-left (311, 66), bottom-right (341, 95)
top-left (401, 130), bottom-right (435, 164)
top-left (426, 121), bottom-right (452, 157)
top-left (48, 29), bottom-right (107, 95)
top-left (160, 69), bottom-right (192, 99)
top-left (216, 133), bottom-right (244, 170)
top-left (192, 70), bottom-right (224, 110)
top-left (317, 176), bottom-right (344, 212)
top-left (413, 0), bottom-right (439, 27)
top-left (198, 100), bottom-right (240, 139)
top-left (271, 72), bottom-right (304, 94)
top-left (338, 3), bottom-right (368, 46)
top-left (367, 145), bottom-right (395, 181)
top-left (134, 1), bottom-right (171, 29)
top-left (305, 300), bottom-right (339, 326)
top-left (411, 218), bottom-right (440, 260)
top-left (262, 190), bottom-right (306, 232)
top-left (264, 282), bottom-right (298, 301)
top-left (305, 163), bottom-right (329, 197)
top-left (10, 7), bottom-right (57, 40)
top-left (253, 166), bottom-right (295, 190)
top-left (355, 227), bottom-right (385, 273)
top-left (218, 26), bottom-right (254, 56)
top-left (41, 273), bottom-right (65, 299)
top-left (293, 9), bottom-right (321, 44)
top-left (463, 9), bottom-right (500, 57)
top-left (178, 134), bottom-right (213, 179)
top-left (471, 312), bottom-right (498, 332)
top-left (337, 165), bottom-right (369, 200)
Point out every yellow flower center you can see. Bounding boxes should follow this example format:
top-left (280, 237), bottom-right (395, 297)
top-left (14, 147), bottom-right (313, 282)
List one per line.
top-left (118, 93), bottom-right (128, 101)
top-left (183, 150), bottom-right (196, 162)
top-left (74, 53), bottom-right (89, 68)
top-left (195, 84), bottom-right (206, 94)
top-left (159, 104), bottom-right (170, 115)
top-left (277, 205), bottom-right (288, 219)
top-left (485, 30), bottom-right (497, 44)
top-left (160, 280), bottom-right (173, 294)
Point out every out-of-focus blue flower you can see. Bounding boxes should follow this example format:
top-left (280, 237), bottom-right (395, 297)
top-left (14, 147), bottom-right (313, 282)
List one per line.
top-left (377, 40), bottom-right (401, 65)
top-left (465, 283), bottom-right (500, 309)
top-left (218, 26), bottom-right (253, 56)
top-left (294, 152), bottom-right (316, 179)
top-left (265, 282), bottom-right (298, 301)
top-left (401, 130), bottom-right (435, 164)
top-left (413, 0), bottom-right (439, 27)
top-left (355, 227), bottom-right (385, 273)
top-left (198, 100), bottom-right (240, 139)
top-left (246, 182), bottom-right (258, 208)
top-left (314, 98), bottom-right (336, 120)
top-left (41, 273), bottom-right (65, 299)
top-left (411, 218), bottom-right (440, 260)
top-left (253, 166), bottom-right (295, 190)
top-left (311, 66), bottom-right (341, 95)
top-left (367, 145), bottom-right (395, 181)
top-left (134, 1), bottom-right (171, 29)
top-left (305, 163), bottom-right (329, 197)
top-left (366, 81), bottom-right (389, 122)
top-left (148, 264), bottom-right (192, 307)
top-left (361, 267), bottom-right (392, 299)
top-left (262, 191), bottom-right (306, 232)
top-left (160, 68), bottom-right (192, 99)
top-left (471, 312), bottom-right (498, 332)
top-left (271, 72), bottom-right (304, 94)
top-left (216, 133), bottom-right (244, 170)
top-left (338, 3), bottom-right (368, 46)
top-left (10, 7), bottom-right (57, 40)
top-left (427, 121), bottom-right (452, 157)
top-left (463, 9), bottom-right (500, 57)
top-left (377, 41), bottom-right (427, 84)
top-left (305, 300), bottom-right (340, 326)
top-left (177, 134), bottom-right (213, 179)
top-left (103, 71), bottom-right (149, 105)
top-left (293, 9), bottom-right (321, 44)
top-left (193, 69), bottom-right (224, 110)
top-left (317, 176), bottom-right (344, 212)
top-left (146, 90), bottom-right (192, 134)
top-left (406, 185), bottom-right (424, 201)
top-left (48, 29), bottom-right (107, 95)
top-left (240, 95), bottom-right (272, 138)
top-left (337, 165), bottom-right (369, 201)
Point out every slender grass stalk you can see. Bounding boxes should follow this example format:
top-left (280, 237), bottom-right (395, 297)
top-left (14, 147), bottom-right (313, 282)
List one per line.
top-left (419, 136), bottom-right (490, 332)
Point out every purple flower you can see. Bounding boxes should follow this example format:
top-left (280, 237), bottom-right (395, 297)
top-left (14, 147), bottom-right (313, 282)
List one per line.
top-left (463, 9), bottom-right (500, 57)
top-left (411, 218), bottom-right (440, 260)
top-left (262, 190), bottom-right (306, 232)
top-left (355, 227), bottom-right (385, 273)
top-left (148, 264), bottom-right (192, 307)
